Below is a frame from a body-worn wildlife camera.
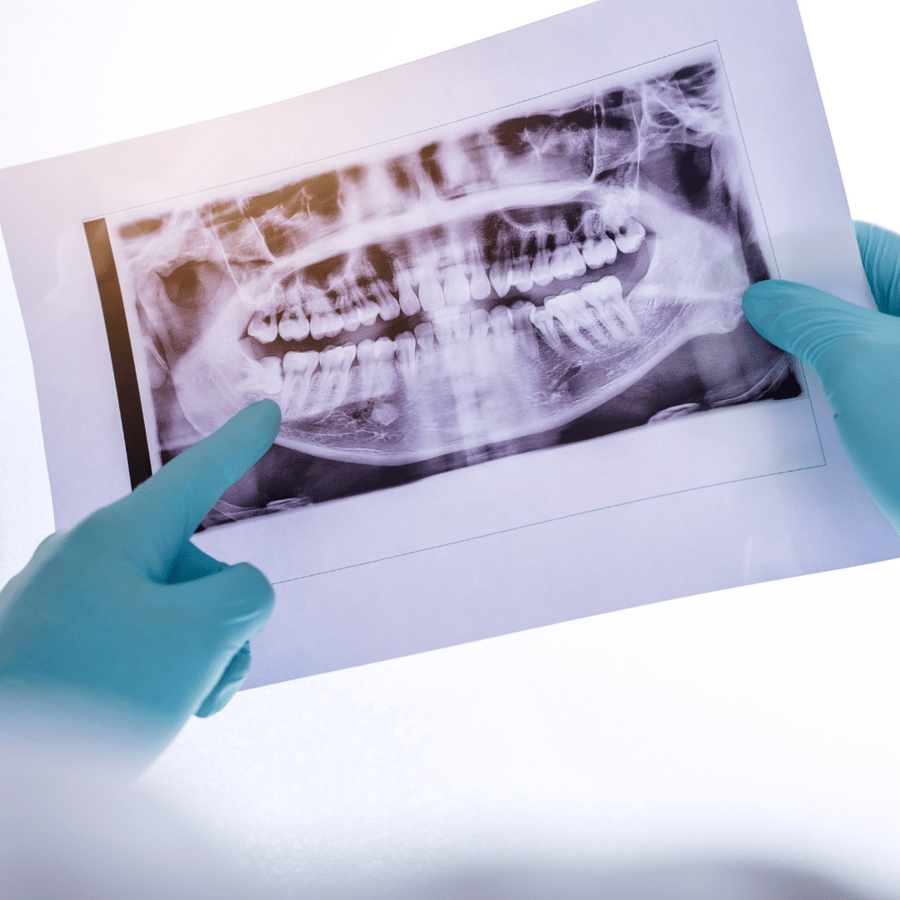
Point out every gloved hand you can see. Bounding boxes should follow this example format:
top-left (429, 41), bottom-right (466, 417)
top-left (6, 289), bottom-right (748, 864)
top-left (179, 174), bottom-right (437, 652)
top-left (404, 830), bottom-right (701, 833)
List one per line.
top-left (743, 221), bottom-right (900, 535)
top-left (0, 399), bottom-right (281, 770)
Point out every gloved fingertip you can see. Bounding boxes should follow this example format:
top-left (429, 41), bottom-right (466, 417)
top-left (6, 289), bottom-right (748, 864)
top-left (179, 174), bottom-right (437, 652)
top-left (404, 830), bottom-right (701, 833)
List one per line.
top-left (741, 279), bottom-right (799, 334)
top-left (240, 398), bottom-right (282, 442)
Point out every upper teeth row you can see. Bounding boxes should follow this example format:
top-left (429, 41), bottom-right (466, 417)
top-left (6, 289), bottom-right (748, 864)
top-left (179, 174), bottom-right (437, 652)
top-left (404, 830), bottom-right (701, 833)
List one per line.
top-left (246, 218), bottom-right (645, 345)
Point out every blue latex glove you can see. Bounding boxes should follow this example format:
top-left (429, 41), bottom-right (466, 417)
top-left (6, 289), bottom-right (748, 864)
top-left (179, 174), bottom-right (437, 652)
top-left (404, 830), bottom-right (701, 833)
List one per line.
top-left (743, 221), bottom-right (900, 535)
top-left (0, 399), bottom-right (281, 769)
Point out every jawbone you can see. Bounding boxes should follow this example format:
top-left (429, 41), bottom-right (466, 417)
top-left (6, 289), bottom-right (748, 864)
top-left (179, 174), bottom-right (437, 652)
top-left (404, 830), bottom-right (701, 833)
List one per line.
top-left (161, 185), bottom-right (756, 465)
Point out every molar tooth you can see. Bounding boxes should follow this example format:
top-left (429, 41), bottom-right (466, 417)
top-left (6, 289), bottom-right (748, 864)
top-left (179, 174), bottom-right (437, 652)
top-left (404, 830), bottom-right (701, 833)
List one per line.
top-left (582, 277), bottom-right (628, 341)
top-left (529, 305), bottom-right (563, 351)
top-left (550, 244), bottom-right (587, 281)
top-left (258, 356), bottom-right (284, 394)
top-left (614, 219), bottom-right (646, 254)
top-left (608, 295), bottom-right (640, 335)
top-left (416, 267), bottom-right (445, 311)
top-left (341, 307), bottom-right (361, 332)
top-left (278, 309), bottom-right (310, 341)
top-left (582, 235), bottom-right (617, 269)
top-left (309, 311), bottom-right (343, 341)
top-left (489, 259), bottom-right (512, 297)
top-left (548, 293), bottom-right (594, 351)
top-left (356, 299), bottom-right (380, 327)
top-left (248, 310), bottom-right (278, 343)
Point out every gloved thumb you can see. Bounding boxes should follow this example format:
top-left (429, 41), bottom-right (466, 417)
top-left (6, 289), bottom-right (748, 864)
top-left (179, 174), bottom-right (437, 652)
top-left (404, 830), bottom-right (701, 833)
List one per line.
top-left (743, 279), bottom-right (900, 532)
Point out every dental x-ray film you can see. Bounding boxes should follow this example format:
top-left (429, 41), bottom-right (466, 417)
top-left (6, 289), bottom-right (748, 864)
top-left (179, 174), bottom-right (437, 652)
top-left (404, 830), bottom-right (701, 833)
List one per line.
top-left (94, 56), bottom-right (796, 530)
top-left (3, 0), bottom-right (897, 686)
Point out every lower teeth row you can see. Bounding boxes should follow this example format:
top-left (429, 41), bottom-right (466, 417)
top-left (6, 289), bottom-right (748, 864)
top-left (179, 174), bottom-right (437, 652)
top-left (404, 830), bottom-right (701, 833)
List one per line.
top-left (240, 276), bottom-right (639, 417)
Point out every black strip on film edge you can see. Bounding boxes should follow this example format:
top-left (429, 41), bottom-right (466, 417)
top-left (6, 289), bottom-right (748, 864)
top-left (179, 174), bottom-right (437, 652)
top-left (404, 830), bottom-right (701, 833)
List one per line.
top-left (83, 219), bottom-right (152, 490)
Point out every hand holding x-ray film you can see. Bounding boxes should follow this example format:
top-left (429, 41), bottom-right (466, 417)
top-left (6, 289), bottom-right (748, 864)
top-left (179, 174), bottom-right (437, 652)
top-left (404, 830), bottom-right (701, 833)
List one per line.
top-left (0, 400), bottom-right (280, 770)
top-left (744, 222), bottom-right (900, 535)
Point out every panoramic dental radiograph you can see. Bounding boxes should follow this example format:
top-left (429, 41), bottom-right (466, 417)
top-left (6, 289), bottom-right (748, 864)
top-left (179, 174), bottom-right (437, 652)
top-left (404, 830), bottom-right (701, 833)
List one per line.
top-left (106, 60), bottom-right (797, 528)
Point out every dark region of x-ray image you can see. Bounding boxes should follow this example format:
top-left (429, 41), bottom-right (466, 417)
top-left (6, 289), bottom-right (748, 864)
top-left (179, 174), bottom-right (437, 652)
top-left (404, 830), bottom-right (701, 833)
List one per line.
top-left (106, 59), bottom-right (800, 530)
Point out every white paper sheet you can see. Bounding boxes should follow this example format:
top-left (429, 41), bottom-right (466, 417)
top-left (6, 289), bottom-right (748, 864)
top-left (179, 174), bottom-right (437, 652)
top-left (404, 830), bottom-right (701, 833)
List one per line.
top-left (1, 0), bottom-right (897, 688)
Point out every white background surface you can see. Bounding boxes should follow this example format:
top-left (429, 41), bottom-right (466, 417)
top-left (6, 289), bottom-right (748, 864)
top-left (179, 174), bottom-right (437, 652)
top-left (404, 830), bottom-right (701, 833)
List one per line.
top-left (2, 0), bottom-right (900, 896)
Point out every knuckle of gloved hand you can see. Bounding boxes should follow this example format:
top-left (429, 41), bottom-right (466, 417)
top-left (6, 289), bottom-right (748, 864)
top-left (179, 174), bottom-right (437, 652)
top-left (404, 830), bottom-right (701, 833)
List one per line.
top-left (223, 562), bottom-right (275, 617)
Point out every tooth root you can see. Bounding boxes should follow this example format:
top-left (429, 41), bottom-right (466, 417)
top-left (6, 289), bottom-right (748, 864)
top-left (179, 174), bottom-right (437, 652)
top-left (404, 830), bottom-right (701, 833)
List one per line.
top-left (612, 300), bottom-right (640, 336)
top-left (581, 208), bottom-right (605, 239)
top-left (529, 306), bottom-right (563, 351)
top-left (248, 310), bottom-right (278, 343)
top-left (416, 268), bottom-right (445, 311)
top-left (278, 310), bottom-right (311, 341)
top-left (395, 332), bottom-right (418, 386)
top-left (283, 350), bottom-right (319, 416)
top-left (396, 268), bottom-right (421, 316)
top-left (320, 344), bottom-right (356, 409)
top-left (530, 249), bottom-right (553, 287)
top-left (468, 307), bottom-right (489, 342)
top-left (489, 259), bottom-right (512, 297)
top-left (355, 338), bottom-right (377, 397)
top-left (582, 236), bottom-right (617, 269)
top-left (373, 336), bottom-right (397, 395)
top-left (548, 294), bottom-right (596, 352)
top-left (592, 306), bottom-right (627, 341)
top-left (579, 308), bottom-right (613, 344)
top-left (581, 279), bottom-right (629, 341)
top-left (489, 305), bottom-right (515, 357)
top-left (615, 219), bottom-right (646, 254)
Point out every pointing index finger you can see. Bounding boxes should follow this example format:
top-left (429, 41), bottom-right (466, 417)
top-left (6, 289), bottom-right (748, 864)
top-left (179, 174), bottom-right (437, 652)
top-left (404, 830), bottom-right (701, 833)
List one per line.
top-left (124, 400), bottom-right (281, 570)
